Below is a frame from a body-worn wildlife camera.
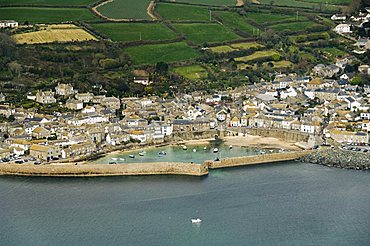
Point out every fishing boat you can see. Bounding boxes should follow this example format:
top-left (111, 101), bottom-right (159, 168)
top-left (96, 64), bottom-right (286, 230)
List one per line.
top-left (139, 152), bottom-right (145, 156)
top-left (193, 149), bottom-right (197, 152)
top-left (129, 154), bottom-right (135, 158)
top-left (182, 145), bottom-right (187, 150)
top-left (213, 148), bottom-right (219, 153)
top-left (158, 151), bottom-right (166, 157)
top-left (111, 157), bottom-right (118, 161)
top-left (191, 218), bottom-right (202, 224)
top-left (229, 145), bottom-right (233, 149)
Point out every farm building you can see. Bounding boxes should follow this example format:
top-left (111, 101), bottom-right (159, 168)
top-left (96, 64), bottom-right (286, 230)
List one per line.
top-left (334, 24), bottom-right (351, 34)
top-left (0, 20), bottom-right (18, 28)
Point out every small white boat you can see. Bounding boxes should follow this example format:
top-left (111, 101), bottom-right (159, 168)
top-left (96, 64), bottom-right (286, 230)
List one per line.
top-left (129, 154), bottom-right (135, 158)
top-left (111, 158), bottom-right (118, 161)
top-left (119, 158), bottom-right (125, 161)
top-left (193, 149), bottom-right (197, 152)
top-left (213, 148), bottom-right (219, 153)
top-left (158, 151), bottom-right (166, 157)
top-left (191, 218), bottom-right (202, 224)
top-left (203, 147), bottom-right (207, 150)
top-left (229, 145), bottom-right (233, 149)
top-left (182, 145), bottom-right (187, 150)
top-left (139, 152), bottom-right (145, 156)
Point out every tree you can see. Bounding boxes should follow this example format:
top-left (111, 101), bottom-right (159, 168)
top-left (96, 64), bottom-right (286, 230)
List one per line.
top-left (155, 62), bottom-right (169, 75)
top-left (0, 33), bottom-right (16, 58)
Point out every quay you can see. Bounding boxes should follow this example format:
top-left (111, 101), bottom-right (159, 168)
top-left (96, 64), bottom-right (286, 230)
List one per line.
top-left (0, 150), bottom-right (312, 177)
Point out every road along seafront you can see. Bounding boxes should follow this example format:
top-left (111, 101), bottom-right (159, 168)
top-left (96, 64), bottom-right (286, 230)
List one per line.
top-left (0, 150), bottom-right (312, 177)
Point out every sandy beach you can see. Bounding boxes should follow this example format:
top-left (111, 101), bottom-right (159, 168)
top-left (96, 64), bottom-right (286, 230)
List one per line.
top-left (224, 135), bottom-right (300, 151)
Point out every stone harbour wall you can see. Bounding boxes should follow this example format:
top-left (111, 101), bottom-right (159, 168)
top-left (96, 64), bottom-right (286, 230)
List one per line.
top-left (300, 148), bottom-right (370, 170)
top-left (0, 162), bottom-right (209, 177)
top-left (206, 151), bottom-right (312, 169)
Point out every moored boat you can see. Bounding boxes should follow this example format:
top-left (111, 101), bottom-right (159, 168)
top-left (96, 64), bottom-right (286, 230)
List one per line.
top-left (158, 151), bottom-right (166, 157)
top-left (229, 145), bottom-right (233, 149)
top-left (182, 145), bottom-right (187, 150)
top-left (191, 218), bottom-right (202, 224)
top-left (129, 154), bottom-right (135, 158)
top-left (193, 149), bottom-right (197, 152)
top-left (139, 152), bottom-right (145, 156)
top-left (213, 148), bottom-right (218, 153)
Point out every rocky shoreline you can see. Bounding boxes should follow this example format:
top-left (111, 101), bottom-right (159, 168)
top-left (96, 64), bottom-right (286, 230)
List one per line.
top-left (300, 148), bottom-right (370, 170)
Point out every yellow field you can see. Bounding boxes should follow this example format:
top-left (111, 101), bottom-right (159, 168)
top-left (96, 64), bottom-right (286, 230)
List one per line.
top-left (210, 42), bottom-right (264, 54)
top-left (13, 24), bottom-right (97, 44)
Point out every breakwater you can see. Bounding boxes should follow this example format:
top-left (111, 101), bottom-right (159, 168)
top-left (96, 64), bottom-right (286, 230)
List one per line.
top-left (0, 151), bottom-right (313, 177)
top-left (205, 151), bottom-right (312, 169)
top-left (0, 162), bottom-right (209, 177)
top-left (300, 148), bottom-right (370, 170)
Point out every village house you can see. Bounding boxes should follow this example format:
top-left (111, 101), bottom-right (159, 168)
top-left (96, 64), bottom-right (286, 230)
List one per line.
top-left (29, 144), bottom-right (60, 161)
top-left (101, 97), bottom-right (120, 110)
top-left (0, 20), bottom-right (18, 28)
top-left (329, 129), bottom-right (369, 144)
top-left (35, 90), bottom-right (56, 104)
top-left (334, 24), bottom-right (351, 34)
top-left (0, 93), bottom-right (5, 102)
top-left (32, 126), bottom-right (51, 139)
top-left (55, 83), bottom-right (75, 97)
top-left (171, 118), bottom-right (211, 132)
top-left (65, 99), bottom-right (83, 110)
top-left (75, 93), bottom-right (93, 103)
top-left (133, 70), bottom-right (151, 85)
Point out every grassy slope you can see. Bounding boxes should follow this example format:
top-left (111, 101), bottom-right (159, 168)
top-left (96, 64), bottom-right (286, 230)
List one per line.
top-left (246, 12), bottom-right (308, 25)
top-left (156, 3), bottom-right (211, 21)
top-left (172, 0), bottom-right (236, 6)
top-left (90, 23), bottom-right (177, 42)
top-left (235, 50), bottom-right (280, 62)
top-left (216, 11), bottom-right (259, 36)
top-left (173, 23), bottom-right (241, 44)
top-left (125, 42), bottom-right (201, 64)
top-left (0, 7), bottom-right (99, 23)
top-left (269, 21), bottom-right (320, 32)
top-left (0, 0), bottom-right (96, 5)
top-left (171, 65), bottom-right (208, 80)
top-left (97, 0), bottom-right (150, 20)
top-left (257, 0), bottom-right (342, 11)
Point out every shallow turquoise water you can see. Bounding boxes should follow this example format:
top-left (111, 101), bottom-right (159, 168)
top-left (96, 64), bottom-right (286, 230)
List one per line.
top-left (95, 141), bottom-right (278, 164)
top-left (1, 162), bottom-right (370, 245)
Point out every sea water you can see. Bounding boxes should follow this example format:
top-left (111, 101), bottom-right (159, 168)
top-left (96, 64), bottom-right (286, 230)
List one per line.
top-left (1, 162), bottom-right (370, 245)
top-left (95, 141), bottom-right (278, 164)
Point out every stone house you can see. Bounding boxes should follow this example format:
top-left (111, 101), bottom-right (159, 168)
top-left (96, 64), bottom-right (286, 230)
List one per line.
top-left (29, 144), bottom-right (60, 161)
top-left (36, 90), bottom-right (56, 104)
top-left (55, 83), bottom-right (75, 97)
top-left (65, 99), bottom-right (83, 110)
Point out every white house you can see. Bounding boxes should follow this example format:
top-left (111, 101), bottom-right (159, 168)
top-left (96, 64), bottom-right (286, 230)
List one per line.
top-left (0, 20), bottom-right (18, 28)
top-left (331, 14), bottom-right (346, 21)
top-left (334, 24), bottom-right (351, 34)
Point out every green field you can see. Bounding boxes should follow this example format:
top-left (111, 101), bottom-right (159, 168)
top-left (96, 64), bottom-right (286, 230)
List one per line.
top-left (171, 65), bottom-right (208, 80)
top-left (321, 47), bottom-right (347, 58)
top-left (230, 42), bottom-right (264, 50)
top-left (269, 21), bottom-right (320, 32)
top-left (173, 0), bottom-right (236, 6)
top-left (0, 0), bottom-right (96, 5)
top-left (173, 23), bottom-right (241, 44)
top-left (263, 60), bottom-right (293, 68)
top-left (299, 0), bottom-right (351, 5)
top-left (235, 50), bottom-right (280, 62)
top-left (156, 3), bottom-right (211, 21)
top-left (97, 0), bottom-right (150, 20)
top-left (91, 23), bottom-right (177, 42)
top-left (210, 41), bottom-right (263, 53)
top-left (216, 12), bottom-right (259, 36)
top-left (256, 0), bottom-right (343, 10)
top-left (0, 7), bottom-right (99, 23)
top-left (246, 12), bottom-right (308, 25)
top-left (124, 42), bottom-right (201, 64)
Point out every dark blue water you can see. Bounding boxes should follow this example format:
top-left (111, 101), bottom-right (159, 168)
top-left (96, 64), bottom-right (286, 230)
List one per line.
top-left (1, 162), bottom-right (370, 245)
